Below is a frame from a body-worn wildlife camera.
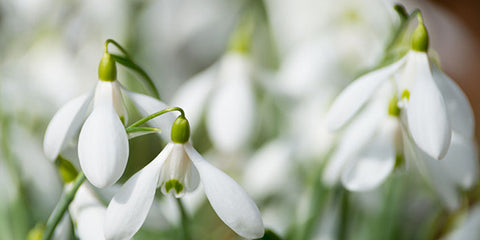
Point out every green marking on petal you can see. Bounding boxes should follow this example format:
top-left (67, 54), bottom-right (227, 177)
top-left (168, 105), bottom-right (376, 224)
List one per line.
top-left (165, 179), bottom-right (184, 194)
top-left (401, 90), bottom-right (410, 101)
top-left (388, 94), bottom-right (401, 117)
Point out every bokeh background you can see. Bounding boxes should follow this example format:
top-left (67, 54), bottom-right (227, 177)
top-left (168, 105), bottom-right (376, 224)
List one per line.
top-left (1, 0), bottom-right (479, 239)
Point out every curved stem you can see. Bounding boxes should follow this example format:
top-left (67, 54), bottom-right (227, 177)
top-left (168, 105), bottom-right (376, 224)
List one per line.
top-left (104, 39), bottom-right (161, 100)
top-left (105, 39), bottom-right (133, 61)
top-left (42, 172), bottom-right (86, 240)
top-left (176, 198), bottom-right (192, 240)
top-left (126, 107), bottom-right (185, 130)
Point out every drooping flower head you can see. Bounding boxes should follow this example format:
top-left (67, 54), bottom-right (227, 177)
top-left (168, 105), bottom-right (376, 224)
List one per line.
top-left (105, 113), bottom-right (264, 240)
top-left (43, 49), bottom-right (174, 188)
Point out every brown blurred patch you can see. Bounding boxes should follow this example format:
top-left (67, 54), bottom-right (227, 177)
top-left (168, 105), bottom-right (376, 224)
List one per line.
top-left (429, 0), bottom-right (480, 139)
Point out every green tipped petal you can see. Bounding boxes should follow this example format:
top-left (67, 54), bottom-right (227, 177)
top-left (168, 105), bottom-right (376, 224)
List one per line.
top-left (98, 53), bottom-right (117, 81)
top-left (165, 179), bottom-right (184, 194)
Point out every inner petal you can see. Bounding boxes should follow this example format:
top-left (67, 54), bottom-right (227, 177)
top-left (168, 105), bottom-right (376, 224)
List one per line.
top-left (159, 144), bottom-right (199, 197)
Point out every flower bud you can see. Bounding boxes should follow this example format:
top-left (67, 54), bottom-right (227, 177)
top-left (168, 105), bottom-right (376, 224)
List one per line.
top-left (98, 53), bottom-right (117, 81)
top-left (171, 116), bottom-right (190, 143)
top-left (411, 22), bottom-right (429, 52)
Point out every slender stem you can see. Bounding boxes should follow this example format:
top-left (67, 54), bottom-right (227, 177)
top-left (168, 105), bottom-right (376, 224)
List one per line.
top-left (338, 189), bottom-right (350, 240)
top-left (42, 173), bottom-right (86, 240)
top-left (104, 39), bottom-right (161, 100)
top-left (176, 198), bottom-right (192, 240)
top-left (110, 54), bottom-right (161, 100)
top-left (126, 107), bottom-right (185, 130)
top-left (105, 39), bottom-right (133, 61)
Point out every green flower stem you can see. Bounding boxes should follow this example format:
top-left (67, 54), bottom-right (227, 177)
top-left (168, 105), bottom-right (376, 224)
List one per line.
top-left (104, 39), bottom-right (161, 100)
top-left (126, 126), bottom-right (162, 134)
top-left (337, 189), bottom-right (350, 240)
top-left (126, 107), bottom-right (185, 130)
top-left (176, 198), bottom-right (192, 240)
top-left (42, 172), bottom-right (86, 240)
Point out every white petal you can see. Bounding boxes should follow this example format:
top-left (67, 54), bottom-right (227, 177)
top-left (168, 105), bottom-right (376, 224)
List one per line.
top-left (341, 118), bottom-right (397, 191)
top-left (323, 96), bottom-right (387, 186)
top-left (432, 65), bottom-right (475, 139)
top-left (406, 132), bottom-right (461, 210)
top-left (184, 143), bottom-right (264, 239)
top-left (104, 144), bottom-right (172, 240)
top-left (440, 133), bottom-right (478, 189)
top-left (206, 55), bottom-right (255, 153)
top-left (123, 89), bottom-right (176, 141)
top-left (78, 83), bottom-right (129, 188)
top-left (70, 184), bottom-right (106, 240)
top-left (326, 56), bottom-right (406, 130)
top-left (444, 204), bottom-right (480, 240)
top-left (406, 52), bottom-right (451, 160)
top-left (43, 92), bottom-right (92, 161)
top-left (111, 81), bottom-right (128, 125)
top-left (171, 65), bottom-right (216, 130)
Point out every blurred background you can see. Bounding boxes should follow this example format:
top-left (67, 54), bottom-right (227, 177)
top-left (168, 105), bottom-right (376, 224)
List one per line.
top-left (0, 0), bottom-right (479, 239)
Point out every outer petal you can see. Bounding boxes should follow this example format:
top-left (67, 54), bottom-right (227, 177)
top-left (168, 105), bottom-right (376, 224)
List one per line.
top-left (206, 53), bottom-right (255, 153)
top-left (405, 131), bottom-right (460, 210)
top-left (171, 65), bottom-right (216, 130)
top-left (323, 96), bottom-right (387, 186)
top-left (123, 89), bottom-right (176, 141)
top-left (43, 92), bottom-right (92, 161)
top-left (104, 143), bottom-right (173, 240)
top-left (406, 52), bottom-right (451, 160)
top-left (184, 143), bottom-right (264, 239)
top-left (70, 184), bottom-right (106, 240)
top-left (78, 82), bottom-right (129, 188)
top-left (432, 65), bottom-right (475, 139)
top-left (341, 118), bottom-right (397, 191)
top-left (439, 133), bottom-right (478, 189)
top-left (326, 56), bottom-right (406, 130)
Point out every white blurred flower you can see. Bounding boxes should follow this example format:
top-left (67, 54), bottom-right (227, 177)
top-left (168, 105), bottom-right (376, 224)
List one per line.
top-left (325, 21), bottom-right (477, 200)
top-left (43, 55), bottom-right (175, 188)
top-left (105, 117), bottom-right (264, 239)
top-left (323, 84), bottom-right (400, 191)
top-left (326, 23), bottom-right (473, 161)
top-left (172, 52), bottom-right (256, 153)
top-left (69, 183), bottom-right (107, 240)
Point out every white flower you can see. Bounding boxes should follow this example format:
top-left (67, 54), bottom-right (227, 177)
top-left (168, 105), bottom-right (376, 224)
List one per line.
top-left (105, 116), bottom-right (264, 240)
top-left (43, 54), bottom-right (175, 188)
top-left (172, 52), bottom-right (256, 153)
top-left (326, 22), bottom-right (473, 161)
top-left (325, 21), bottom-right (477, 198)
top-left (69, 183), bottom-right (107, 240)
top-left (323, 84), bottom-right (400, 191)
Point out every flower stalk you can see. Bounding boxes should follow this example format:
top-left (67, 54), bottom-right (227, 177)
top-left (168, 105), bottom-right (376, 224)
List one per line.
top-left (41, 172), bottom-right (86, 240)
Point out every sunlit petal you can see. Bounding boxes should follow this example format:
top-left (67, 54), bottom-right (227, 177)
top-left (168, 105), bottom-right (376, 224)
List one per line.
top-left (43, 92), bottom-right (92, 161)
top-left (184, 143), bottom-right (264, 239)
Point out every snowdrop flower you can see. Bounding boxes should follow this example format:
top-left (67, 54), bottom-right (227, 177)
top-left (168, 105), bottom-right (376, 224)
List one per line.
top-left (105, 115), bottom-right (264, 239)
top-left (44, 52), bottom-right (174, 188)
top-left (325, 16), bottom-right (477, 197)
top-left (326, 16), bottom-right (474, 161)
top-left (69, 183), bottom-right (107, 240)
top-left (323, 84), bottom-right (401, 191)
top-left (172, 52), bottom-right (256, 153)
